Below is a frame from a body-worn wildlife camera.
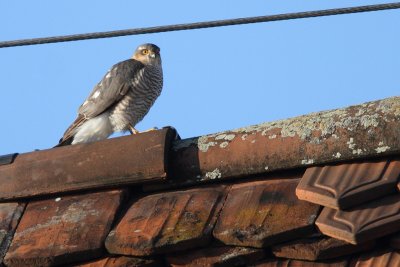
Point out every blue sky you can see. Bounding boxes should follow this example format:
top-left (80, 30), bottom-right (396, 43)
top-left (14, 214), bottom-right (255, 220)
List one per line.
top-left (0, 1), bottom-right (399, 155)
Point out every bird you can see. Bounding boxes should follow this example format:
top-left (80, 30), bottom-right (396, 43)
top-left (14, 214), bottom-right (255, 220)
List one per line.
top-left (56, 43), bottom-right (163, 146)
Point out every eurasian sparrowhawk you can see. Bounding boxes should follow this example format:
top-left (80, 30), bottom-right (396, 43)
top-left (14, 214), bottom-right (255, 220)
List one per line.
top-left (57, 43), bottom-right (163, 146)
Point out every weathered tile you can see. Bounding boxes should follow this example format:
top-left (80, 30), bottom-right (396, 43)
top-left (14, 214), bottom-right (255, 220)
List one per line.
top-left (105, 186), bottom-right (227, 256)
top-left (154, 97), bottom-right (400, 189)
top-left (252, 258), bottom-right (348, 267)
top-left (0, 128), bottom-right (176, 201)
top-left (213, 179), bottom-right (320, 247)
top-left (0, 203), bottom-right (25, 265)
top-left (316, 194), bottom-right (400, 244)
top-left (296, 159), bottom-right (400, 209)
top-left (272, 236), bottom-right (374, 261)
top-left (349, 249), bottom-right (400, 266)
top-left (4, 190), bottom-right (125, 267)
top-left (77, 256), bottom-right (162, 267)
top-left (167, 246), bottom-right (265, 267)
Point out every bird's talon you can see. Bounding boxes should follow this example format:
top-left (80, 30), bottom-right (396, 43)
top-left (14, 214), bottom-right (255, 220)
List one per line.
top-left (143, 127), bottom-right (158, 133)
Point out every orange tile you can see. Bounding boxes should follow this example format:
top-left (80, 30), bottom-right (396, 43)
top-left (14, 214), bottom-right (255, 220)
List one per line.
top-left (213, 179), bottom-right (320, 247)
top-left (4, 190), bottom-right (125, 267)
top-left (0, 202), bottom-right (25, 265)
top-left (105, 186), bottom-right (227, 256)
top-left (0, 128), bottom-right (175, 200)
top-left (272, 237), bottom-right (375, 261)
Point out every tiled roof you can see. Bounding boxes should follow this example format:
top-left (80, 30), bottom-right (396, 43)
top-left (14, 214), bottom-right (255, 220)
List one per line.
top-left (0, 96), bottom-right (399, 267)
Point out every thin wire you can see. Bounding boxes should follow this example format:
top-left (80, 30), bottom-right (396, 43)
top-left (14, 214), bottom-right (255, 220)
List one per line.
top-left (1, 2), bottom-right (400, 48)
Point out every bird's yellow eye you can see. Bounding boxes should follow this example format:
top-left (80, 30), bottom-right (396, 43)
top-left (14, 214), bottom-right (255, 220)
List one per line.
top-left (142, 49), bottom-right (149, 55)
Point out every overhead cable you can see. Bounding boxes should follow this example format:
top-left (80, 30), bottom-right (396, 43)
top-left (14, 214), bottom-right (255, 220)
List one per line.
top-left (1, 2), bottom-right (399, 48)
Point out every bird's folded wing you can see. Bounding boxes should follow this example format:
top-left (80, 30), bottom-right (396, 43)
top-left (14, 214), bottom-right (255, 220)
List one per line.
top-left (58, 59), bottom-right (144, 145)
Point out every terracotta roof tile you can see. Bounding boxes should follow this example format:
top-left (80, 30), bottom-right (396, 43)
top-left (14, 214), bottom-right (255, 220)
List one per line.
top-left (105, 186), bottom-right (227, 256)
top-left (271, 237), bottom-right (375, 261)
top-left (252, 258), bottom-right (348, 267)
top-left (152, 97), bottom-right (400, 189)
top-left (349, 249), bottom-right (400, 266)
top-left (77, 256), bottom-right (162, 267)
top-left (296, 158), bottom-right (400, 209)
top-left (0, 128), bottom-right (175, 201)
top-left (167, 246), bottom-right (265, 267)
top-left (4, 190), bottom-right (125, 267)
top-left (0, 203), bottom-right (25, 265)
top-left (0, 96), bottom-right (399, 266)
top-left (213, 179), bottom-right (320, 247)
top-left (315, 193), bottom-right (400, 244)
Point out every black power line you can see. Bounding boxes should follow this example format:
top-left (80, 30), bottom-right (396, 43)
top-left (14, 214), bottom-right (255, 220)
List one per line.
top-left (1, 2), bottom-right (400, 48)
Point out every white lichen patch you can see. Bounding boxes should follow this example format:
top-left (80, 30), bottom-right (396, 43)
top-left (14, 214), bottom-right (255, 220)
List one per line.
top-left (230, 97), bottom-right (399, 144)
top-left (224, 134), bottom-right (235, 141)
top-left (360, 114), bottom-right (380, 128)
top-left (352, 148), bottom-right (364, 155)
top-left (205, 168), bottom-right (222, 180)
top-left (375, 146), bottom-right (390, 153)
top-left (215, 133), bottom-right (235, 141)
top-left (301, 159), bottom-right (314, 165)
top-left (172, 97), bottom-right (399, 158)
top-left (198, 136), bottom-right (217, 152)
top-left (220, 141), bottom-right (229, 148)
top-left (215, 134), bottom-right (227, 140)
top-left (333, 152), bottom-right (342, 158)
top-left (347, 138), bottom-right (356, 149)
top-left (376, 96), bottom-right (400, 116)
top-left (355, 108), bottom-right (366, 116)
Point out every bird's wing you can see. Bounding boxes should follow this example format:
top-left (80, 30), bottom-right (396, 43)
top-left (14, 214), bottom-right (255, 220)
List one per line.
top-left (78, 59), bottom-right (145, 118)
top-left (58, 59), bottom-right (145, 145)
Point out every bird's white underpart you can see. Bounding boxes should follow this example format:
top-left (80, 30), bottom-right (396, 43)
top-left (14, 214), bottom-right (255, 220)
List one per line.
top-left (71, 113), bottom-right (113, 144)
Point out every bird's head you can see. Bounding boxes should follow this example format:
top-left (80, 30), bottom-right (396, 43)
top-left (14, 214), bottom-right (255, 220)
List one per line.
top-left (132, 43), bottom-right (161, 66)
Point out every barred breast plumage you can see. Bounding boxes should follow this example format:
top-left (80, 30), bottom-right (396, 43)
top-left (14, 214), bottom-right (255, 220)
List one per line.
top-left (109, 65), bottom-right (163, 131)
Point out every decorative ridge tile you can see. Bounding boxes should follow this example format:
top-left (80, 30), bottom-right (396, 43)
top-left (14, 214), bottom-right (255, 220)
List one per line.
top-left (316, 194), bottom-right (400, 244)
top-left (296, 158), bottom-right (400, 209)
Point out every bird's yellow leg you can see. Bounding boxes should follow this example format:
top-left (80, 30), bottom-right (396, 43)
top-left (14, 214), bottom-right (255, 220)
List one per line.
top-left (128, 125), bottom-right (139, 135)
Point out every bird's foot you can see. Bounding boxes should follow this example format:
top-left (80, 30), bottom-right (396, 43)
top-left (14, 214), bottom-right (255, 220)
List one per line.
top-left (128, 126), bottom-right (159, 135)
top-left (128, 126), bottom-right (139, 135)
top-left (142, 127), bottom-right (159, 133)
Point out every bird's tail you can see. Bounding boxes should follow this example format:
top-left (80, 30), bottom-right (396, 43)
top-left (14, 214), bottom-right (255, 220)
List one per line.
top-left (54, 137), bottom-right (73, 147)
